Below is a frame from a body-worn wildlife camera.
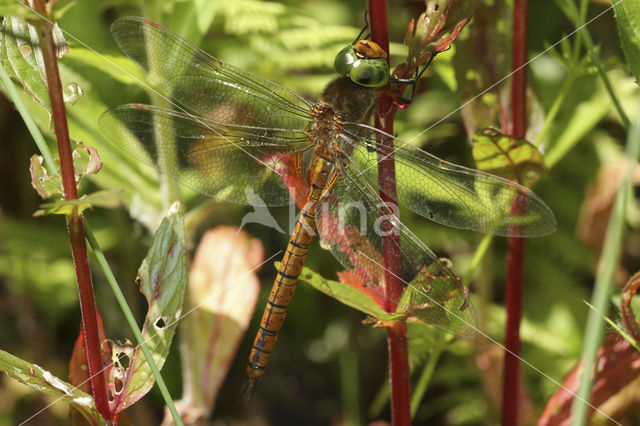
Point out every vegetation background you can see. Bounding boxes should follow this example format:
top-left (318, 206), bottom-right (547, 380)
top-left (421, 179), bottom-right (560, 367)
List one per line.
top-left (0, 0), bottom-right (638, 424)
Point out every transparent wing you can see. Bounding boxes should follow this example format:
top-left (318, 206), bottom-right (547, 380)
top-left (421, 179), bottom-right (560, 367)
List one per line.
top-left (342, 125), bottom-right (556, 237)
top-left (110, 16), bottom-right (312, 130)
top-left (316, 159), bottom-right (477, 338)
top-left (100, 104), bottom-right (310, 205)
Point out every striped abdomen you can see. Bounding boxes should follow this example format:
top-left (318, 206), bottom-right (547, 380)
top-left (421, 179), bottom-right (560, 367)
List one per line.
top-left (244, 154), bottom-right (336, 398)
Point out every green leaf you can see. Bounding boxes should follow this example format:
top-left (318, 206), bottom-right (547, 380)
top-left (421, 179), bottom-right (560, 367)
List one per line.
top-left (0, 349), bottom-right (104, 425)
top-left (472, 127), bottom-right (546, 187)
top-left (0, 0), bottom-right (40, 19)
top-left (116, 201), bottom-right (187, 413)
top-left (34, 189), bottom-right (123, 216)
top-left (297, 265), bottom-right (401, 322)
top-left (167, 0), bottom-right (220, 44)
top-left (0, 17), bottom-right (70, 113)
top-left (1, 16), bottom-right (51, 111)
top-left (585, 301), bottom-right (640, 353)
top-left (51, 0), bottom-right (78, 20)
top-left (615, 0), bottom-right (640, 85)
top-left (64, 48), bottom-right (146, 85)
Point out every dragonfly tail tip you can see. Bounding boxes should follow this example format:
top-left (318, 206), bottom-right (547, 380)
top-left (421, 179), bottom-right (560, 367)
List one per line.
top-left (241, 368), bottom-right (263, 401)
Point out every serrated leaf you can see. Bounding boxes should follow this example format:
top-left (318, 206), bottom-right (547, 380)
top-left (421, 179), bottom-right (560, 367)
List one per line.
top-left (114, 201), bottom-right (186, 413)
top-left (34, 189), bottom-right (123, 216)
top-left (178, 226), bottom-right (263, 418)
top-left (298, 265), bottom-right (399, 321)
top-left (615, 0), bottom-right (640, 84)
top-left (0, 349), bottom-right (104, 425)
top-left (472, 128), bottom-right (546, 187)
top-left (29, 154), bottom-right (63, 199)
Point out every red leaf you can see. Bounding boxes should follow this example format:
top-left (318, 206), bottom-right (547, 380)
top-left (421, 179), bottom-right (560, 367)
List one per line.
top-left (336, 270), bottom-right (386, 309)
top-left (69, 310), bottom-right (111, 394)
top-left (622, 271), bottom-right (640, 343)
top-left (69, 310), bottom-right (113, 422)
top-left (537, 334), bottom-right (640, 425)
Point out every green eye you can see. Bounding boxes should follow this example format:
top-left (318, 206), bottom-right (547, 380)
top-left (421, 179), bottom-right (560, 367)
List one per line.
top-left (349, 58), bottom-right (389, 87)
top-left (334, 45), bottom-right (357, 76)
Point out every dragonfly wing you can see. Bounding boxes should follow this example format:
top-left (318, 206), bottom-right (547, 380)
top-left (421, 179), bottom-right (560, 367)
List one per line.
top-left (110, 17), bottom-right (312, 129)
top-left (343, 126), bottom-right (557, 237)
top-left (315, 159), bottom-right (477, 338)
top-left (100, 104), bottom-right (310, 205)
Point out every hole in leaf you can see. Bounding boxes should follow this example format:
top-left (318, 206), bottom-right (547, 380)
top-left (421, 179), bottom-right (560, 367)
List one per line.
top-left (155, 317), bottom-right (167, 329)
top-left (116, 352), bottom-right (130, 370)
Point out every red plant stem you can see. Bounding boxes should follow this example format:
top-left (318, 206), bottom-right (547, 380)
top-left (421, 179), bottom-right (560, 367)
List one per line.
top-left (33, 1), bottom-right (111, 420)
top-left (368, 2), bottom-right (411, 425)
top-left (503, 0), bottom-right (528, 424)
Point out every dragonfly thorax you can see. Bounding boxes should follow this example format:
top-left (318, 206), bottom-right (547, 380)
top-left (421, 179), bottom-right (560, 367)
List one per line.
top-left (306, 77), bottom-right (378, 159)
top-left (320, 77), bottom-right (378, 124)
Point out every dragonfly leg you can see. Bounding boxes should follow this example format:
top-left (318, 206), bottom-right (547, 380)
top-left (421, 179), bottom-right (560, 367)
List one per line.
top-left (389, 46), bottom-right (451, 107)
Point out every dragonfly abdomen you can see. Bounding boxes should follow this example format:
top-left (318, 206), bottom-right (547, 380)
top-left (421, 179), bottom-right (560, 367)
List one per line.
top-left (244, 156), bottom-right (336, 399)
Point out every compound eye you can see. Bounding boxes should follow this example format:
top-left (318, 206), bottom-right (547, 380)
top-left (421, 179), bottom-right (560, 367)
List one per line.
top-left (334, 45), bottom-right (357, 77)
top-left (349, 58), bottom-right (389, 87)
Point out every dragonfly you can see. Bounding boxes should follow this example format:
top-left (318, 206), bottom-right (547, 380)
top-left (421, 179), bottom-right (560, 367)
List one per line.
top-left (99, 17), bottom-right (557, 397)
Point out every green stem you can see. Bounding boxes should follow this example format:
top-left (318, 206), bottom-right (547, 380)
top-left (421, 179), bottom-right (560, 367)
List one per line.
top-left (534, 75), bottom-right (574, 148)
top-left (560, 0), bottom-right (630, 130)
top-left (569, 95), bottom-right (640, 424)
top-left (462, 234), bottom-right (494, 287)
top-left (410, 345), bottom-right (443, 417)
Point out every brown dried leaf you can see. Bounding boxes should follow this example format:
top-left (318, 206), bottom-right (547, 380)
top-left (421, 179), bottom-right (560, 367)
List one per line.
top-left (576, 161), bottom-right (640, 258)
top-left (73, 143), bottom-right (102, 180)
top-left (29, 154), bottom-right (62, 200)
top-left (166, 226), bottom-right (263, 424)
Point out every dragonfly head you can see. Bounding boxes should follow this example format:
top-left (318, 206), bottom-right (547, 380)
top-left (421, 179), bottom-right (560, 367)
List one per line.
top-left (334, 40), bottom-right (390, 88)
